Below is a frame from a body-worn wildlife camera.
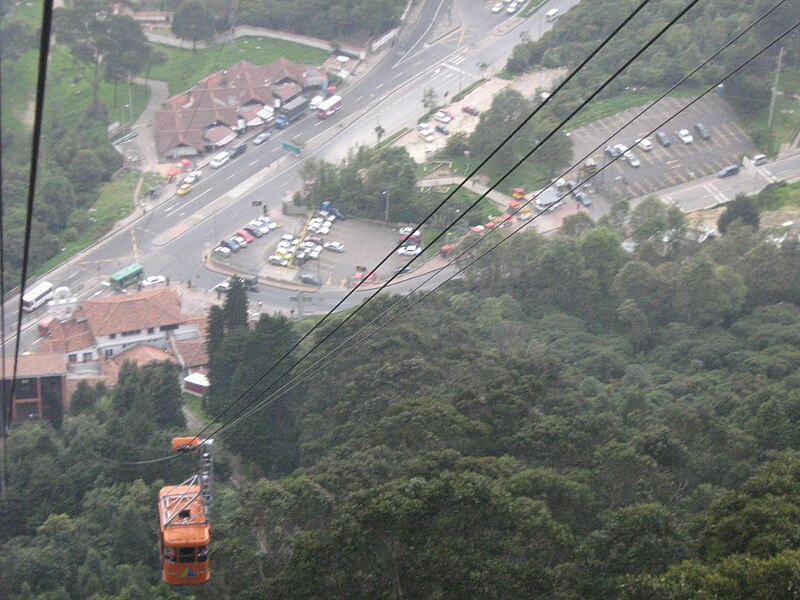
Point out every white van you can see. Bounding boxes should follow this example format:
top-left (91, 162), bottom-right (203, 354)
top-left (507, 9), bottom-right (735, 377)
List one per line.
top-left (309, 95), bottom-right (324, 110)
top-left (209, 151), bottom-right (230, 169)
top-left (545, 8), bottom-right (560, 21)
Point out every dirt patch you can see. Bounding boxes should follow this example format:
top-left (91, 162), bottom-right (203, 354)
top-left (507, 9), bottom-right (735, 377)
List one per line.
top-left (395, 69), bottom-right (567, 164)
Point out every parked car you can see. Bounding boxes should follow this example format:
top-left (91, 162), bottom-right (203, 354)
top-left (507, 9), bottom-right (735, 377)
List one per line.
top-left (253, 131), bottom-right (271, 145)
top-left (300, 273), bottom-right (321, 286)
top-left (433, 111), bottom-right (452, 123)
top-left (753, 154), bottom-right (767, 166)
top-left (236, 230), bottom-right (255, 244)
top-left (244, 226), bottom-right (263, 238)
top-left (491, 2), bottom-right (503, 12)
top-left (232, 235), bottom-right (248, 248)
top-left (141, 275), bottom-right (167, 287)
top-left (656, 131), bottom-right (672, 147)
top-left (398, 245), bottom-right (422, 256)
top-left (634, 138), bottom-right (653, 151)
top-left (574, 191), bottom-right (592, 207)
top-left (183, 170), bottom-right (202, 184)
top-left (462, 106), bottom-right (480, 116)
top-left (676, 129), bottom-right (694, 144)
top-left (506, 3), bottom-right (517, 13)
top-left (718, 165), bottom-right (740, 178)
top-left (214, 280), bottom-right (232, 293)
top-left (623, 151), bottom-right (641, 167)
top-left (332, 207), bottom-right (347, 220)
top-left (435, 124), bottom-right (450, 135)
top-left (268, 255), bottom-right (289, 266)
top-left (323, 241), bottom-right (345, 252)
top-left (694, 122), bottom-right (711, 140)
top-left (176, 183), bottom-right (192, 196)
top-left (220, 238), bottom-right (240, 252)
top-left (213, 246), bottom-right (231, 257)
top-left (605, 145), bottom-right (621, 158)
top-left (613, 143), bottom-right (629, 155)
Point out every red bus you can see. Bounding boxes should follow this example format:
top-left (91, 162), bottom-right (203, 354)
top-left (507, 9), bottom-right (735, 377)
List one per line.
top-left (316, 95), bottom-right (342, 119)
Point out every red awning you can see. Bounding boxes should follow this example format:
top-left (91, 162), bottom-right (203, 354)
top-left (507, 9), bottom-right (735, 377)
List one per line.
top-left (441, 244), bottom-right (454, 252)
top-left (485, 222), bottom-right (496, 229)
top-left (180, 159), bottom-right (191, 167)
top-left (165, 167), bottom-right (180, 176)
top-left (508, 200), bottom-right (520, 209)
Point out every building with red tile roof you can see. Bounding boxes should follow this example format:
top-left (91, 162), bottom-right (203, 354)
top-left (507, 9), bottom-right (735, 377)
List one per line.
top-left (1, 353), bottom-right (67, 420)
top-left (155, 58), bottom-right (327, 158)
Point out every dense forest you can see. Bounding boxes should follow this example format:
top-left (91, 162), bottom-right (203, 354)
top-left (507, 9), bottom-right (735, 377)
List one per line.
top-left (505, 0), bottom-right (800, 136)
top-left (3, 180), bottom-right (800, 597)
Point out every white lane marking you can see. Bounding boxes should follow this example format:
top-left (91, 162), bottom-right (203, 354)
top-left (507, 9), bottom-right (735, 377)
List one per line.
top-left (393, 0), bottom-right (447, 67)
top-left (248, 159), bottom-right (259, 166)
top-left (164, 189), bottom-right (211, 214)
top-left (375, 83), bottom-right (384, 90)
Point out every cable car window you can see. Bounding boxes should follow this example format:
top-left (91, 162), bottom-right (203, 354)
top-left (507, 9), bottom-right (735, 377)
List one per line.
top-left (197, 545), bottom-right (209, 561)
top-left (178, 547), bottom-right (196, 563)
top-left (164, 546), bottom-right (177, 564)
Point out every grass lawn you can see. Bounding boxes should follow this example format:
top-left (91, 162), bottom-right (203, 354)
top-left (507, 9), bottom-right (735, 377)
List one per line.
top-left (183, 394), bottom-right (210, 424)
top-left (735, 68), bottom-right (800, 154)
top-left (145, 37), bottom-right (330, 95)
top-left (756, 181), bottom-right (800, 212)
top-left (33, 170), bottom-right (164, 277)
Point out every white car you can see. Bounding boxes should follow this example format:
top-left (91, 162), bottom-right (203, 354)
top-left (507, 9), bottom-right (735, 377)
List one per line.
top-left (232, 235), bottom-right (248, 247)
top-left (399, 226), bottom-right (415, 236)
top-left (267, 255), bottom-right (289, 267)
top-left (309, 246), bottom-right (322, 259)
top-left (214, 246), bottom-right (232, 257)
top-left (182, 170), bottom-right (202, 184)
top-left (317, 224), bottom-right (330, 235)
top-left (258, 218), bottom-right (278, 230)
top-left (506, 4), bottom-right (517, 13)
top-left (676, 129), bottom-right (694, 144)
top-left (433, 111), bottom-right (452, 124)
top-left (141, 275), bottom-right (167, 287)
top-left (613, 143), bottom-right (629, 155)
top-left (491, 2), bottom-right (503, 12)
top-left (324, 241), bottom-right (344, 252)
top-left (397, 245), bottom-right (423, 256)
top-left (634, 138), bottom-right (653, 152)
top-left (623, 151), bottom-right (640, 167)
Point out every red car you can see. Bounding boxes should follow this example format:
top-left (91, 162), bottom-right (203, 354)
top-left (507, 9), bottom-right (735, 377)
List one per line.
top-left (236, 229), bottom-right (255, 243)
top-left (462, 106), bottom-right (480, 116)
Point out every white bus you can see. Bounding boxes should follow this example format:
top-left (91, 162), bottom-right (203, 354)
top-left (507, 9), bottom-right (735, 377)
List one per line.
top-left (22, 281), bottom-right (54, 312)
top-left (545, 8), bottom-right (560, 21)
top-left (316, 95), bottom-right (342, 119)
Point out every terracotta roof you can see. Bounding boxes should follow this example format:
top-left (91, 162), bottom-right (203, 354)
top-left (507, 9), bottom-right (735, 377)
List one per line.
top-left (79, 288), bottom-right (183, 336)
top-left (274, 81), bottom-right (303, 101)
top-left (101, 345), bottom-right (177, 385)
top-left (175, 339), bottom-right (208, 369)
top-left (154, 107), bottom-right (237, 155)
top-left (38, 318), bottom-right (95, 354)
top-left (2, 353), bottom-right (67, 378)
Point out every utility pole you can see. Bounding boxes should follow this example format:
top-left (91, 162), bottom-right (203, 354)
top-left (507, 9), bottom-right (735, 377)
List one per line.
top-left (383, 190), bottom-right (389, 223)
top-left (766, 47), bottom-right (785, 151)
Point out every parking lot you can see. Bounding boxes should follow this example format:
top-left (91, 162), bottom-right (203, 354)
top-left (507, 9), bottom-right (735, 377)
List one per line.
top-left (569, 95), bottom-right (757, 200)
top-left (211, 210), bottom-right (415, 289)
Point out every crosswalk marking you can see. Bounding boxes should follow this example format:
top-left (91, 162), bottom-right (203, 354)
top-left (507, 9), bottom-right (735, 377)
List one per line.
top-left (449, 55), bottom-right (466, 65)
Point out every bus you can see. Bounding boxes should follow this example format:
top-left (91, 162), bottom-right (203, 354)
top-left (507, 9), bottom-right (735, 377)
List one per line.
top-left (316, 95), bottom-right (342, 119)
top-left (22, 281), bottom-right (54, 312)
top-left (110, 263), bottom-right (145, 290)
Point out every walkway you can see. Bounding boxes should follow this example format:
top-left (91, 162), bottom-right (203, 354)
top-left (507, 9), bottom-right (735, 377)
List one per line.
top-left (130, 77), bottom-right (170, 173)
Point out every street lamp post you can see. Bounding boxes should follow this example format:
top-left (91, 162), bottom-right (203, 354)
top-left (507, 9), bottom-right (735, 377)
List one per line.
top-left (382, 190), bottom-right (389, 223)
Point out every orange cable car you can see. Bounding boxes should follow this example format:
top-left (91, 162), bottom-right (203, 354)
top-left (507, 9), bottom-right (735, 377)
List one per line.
top-left (158, 437), bottom-right (213, 585)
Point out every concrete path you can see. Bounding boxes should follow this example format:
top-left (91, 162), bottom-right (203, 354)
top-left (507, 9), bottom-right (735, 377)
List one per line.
top-left (131, 77), bottom-right (170, 173)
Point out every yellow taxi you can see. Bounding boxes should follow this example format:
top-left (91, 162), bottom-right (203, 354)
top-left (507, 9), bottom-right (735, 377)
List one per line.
top-left (176, 183), bottom-right (192, 196)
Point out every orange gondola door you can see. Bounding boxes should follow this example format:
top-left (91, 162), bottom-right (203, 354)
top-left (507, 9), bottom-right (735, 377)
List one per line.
top-left (158, 438), bottom-right (213, 585)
